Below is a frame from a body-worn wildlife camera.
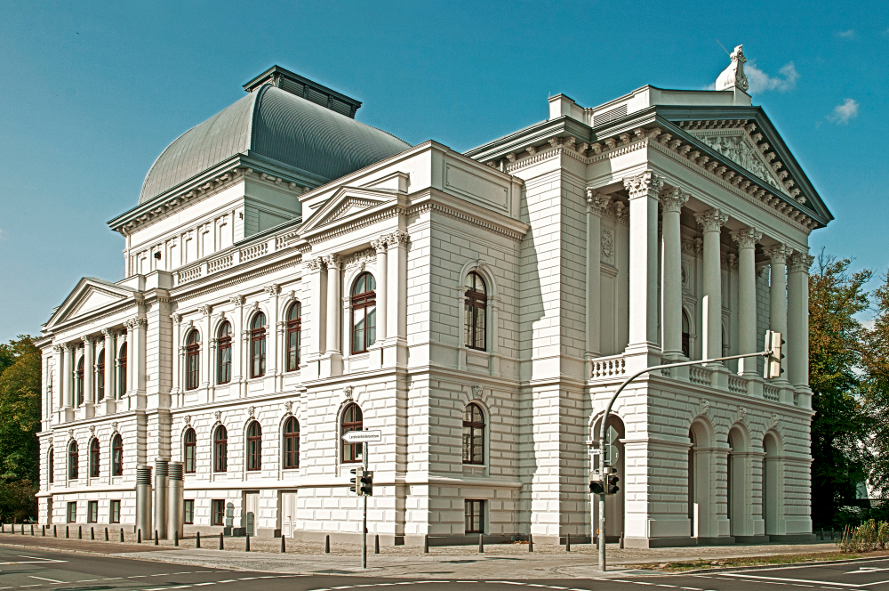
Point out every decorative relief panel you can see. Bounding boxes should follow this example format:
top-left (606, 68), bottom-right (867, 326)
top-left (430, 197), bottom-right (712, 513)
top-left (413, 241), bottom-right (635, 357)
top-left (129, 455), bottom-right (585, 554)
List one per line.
top-left (600, 228), bottom-right (614, 264)
top-left (689, 130), bottom-right (787, 194)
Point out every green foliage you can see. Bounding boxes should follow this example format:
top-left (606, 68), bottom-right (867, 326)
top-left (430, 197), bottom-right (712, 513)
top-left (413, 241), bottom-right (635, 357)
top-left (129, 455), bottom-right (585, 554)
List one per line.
top-left (0, 336), bottom-right (41, 521)
top-left (862, 272), bottom-right (889, 497)
top-left (809, 254), bottom-right (872, 527)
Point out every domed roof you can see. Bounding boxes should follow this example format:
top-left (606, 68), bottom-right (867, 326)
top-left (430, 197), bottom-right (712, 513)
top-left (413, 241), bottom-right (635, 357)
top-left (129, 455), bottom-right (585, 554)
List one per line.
top-left (139, 84), bottom-right (411, 205)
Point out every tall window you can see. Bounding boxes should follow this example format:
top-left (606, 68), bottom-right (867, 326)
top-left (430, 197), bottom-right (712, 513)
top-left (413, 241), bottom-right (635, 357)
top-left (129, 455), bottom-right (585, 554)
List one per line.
top-left (246, 421), bottom-right (262, 471)
top-left (183, 428), bottom-right (196, 473)
top-left (681, 311), bottom-right (691, 358)
top-left (110, 500), bottom-right (120, 524)
top-left (68, 441), bottom-right (79, 480)
top-left (118, 343), bottom-right (127, 397)
top-left (250, 313), bottom-right (267, 378)
top-left (97, 350), bottom-right (105, 401)
top-left (75, 357), bottom-right (84, 406)
top-left (462, 403), bottom-right (485, 465)
top-left (67, 501), bottom-right (77, 523)
top-left (111, 434), bottom-right (123, 476)
top-left (212, 500), bottom-right (225, 526)
top-left (89, 438), bottom-right (100, 478)
top-left (88, 501), bottom-right (98, 523)
top-left (48, 448), bottom-right (54, 484)
top-left (185, 330), bottom-right (200, 390)
top-left (214, 426), bottom-right (228, 472)
top-left (341, 403), bottom-right (364, 463)
top-left (351, 273), bottom-right (376, 354)
top-left (216, 322), bottom-right (232, 384)
top-left (465, 500), bottom-right (485, 534)
top-left (283, 417), bottom-right (300, 469)
top-left (285, 302), bottom-right (301, 372)
top-left (464, 272), bottom-right (487, 351)
top-left (184, 500), bottom-right (194, 524)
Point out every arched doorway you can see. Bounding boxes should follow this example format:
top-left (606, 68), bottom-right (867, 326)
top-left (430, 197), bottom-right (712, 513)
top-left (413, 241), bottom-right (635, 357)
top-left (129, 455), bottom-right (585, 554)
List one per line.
top-left (592, 414), bottom-right (625, 542)
top-left (727, 427), bottom-right (748, 537)
top-left (688, 421), bottom-right (714, 539)
top-left (763, 431), bottom-right (782, 537)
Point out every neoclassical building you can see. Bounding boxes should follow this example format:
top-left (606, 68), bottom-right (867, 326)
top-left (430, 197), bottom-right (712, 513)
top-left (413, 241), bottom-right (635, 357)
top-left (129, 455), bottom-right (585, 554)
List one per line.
top-left (36, 50), bottom-right (830, 547)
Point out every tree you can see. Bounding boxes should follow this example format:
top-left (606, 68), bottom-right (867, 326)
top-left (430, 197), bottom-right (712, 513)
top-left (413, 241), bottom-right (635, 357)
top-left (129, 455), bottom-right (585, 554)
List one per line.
top-left (862, 272), bottom-right (889, 501)
top-left (0, 336), bottom-right (41, 521)
top-left (808, 253), bottom-right (872, 527)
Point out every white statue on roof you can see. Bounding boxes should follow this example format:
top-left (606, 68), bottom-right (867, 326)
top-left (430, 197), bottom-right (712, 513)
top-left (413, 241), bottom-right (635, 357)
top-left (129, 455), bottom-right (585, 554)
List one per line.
top-left (715, 44), bottom-right (750, 93)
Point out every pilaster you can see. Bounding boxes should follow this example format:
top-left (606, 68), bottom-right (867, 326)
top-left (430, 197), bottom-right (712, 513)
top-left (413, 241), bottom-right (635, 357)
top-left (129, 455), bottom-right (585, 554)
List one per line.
top-left (585, 190), bottom-right (611, 361)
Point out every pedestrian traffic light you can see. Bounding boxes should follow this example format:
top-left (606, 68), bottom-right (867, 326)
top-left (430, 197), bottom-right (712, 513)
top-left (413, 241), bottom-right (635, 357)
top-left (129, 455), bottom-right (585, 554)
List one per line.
top-left (589, 470), bottom-right (605, 495)
top-left (360, 471), bottom-right (374, 497)
top-left (349, 467), bottom-right (364, 496)
top-left (606, 473), bottom-right (620, 495)
top-left (764, 330), bottom-right (785, 379)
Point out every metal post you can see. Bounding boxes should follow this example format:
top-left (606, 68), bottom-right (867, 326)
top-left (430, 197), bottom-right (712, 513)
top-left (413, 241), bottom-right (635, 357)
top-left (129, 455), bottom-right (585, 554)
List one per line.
top-left (324, 534), bottom-right (330, 553)
top-left (120, 528), bottom-right (124, 542)
top-left (78, 526), bottom-right (82, 539)
top-left (137, 529), bottom-right (141, 543)
top-left (528, 533), bottom-right (533, 552)
top-left (245, 535), bottom-right (250, 552)
top-left (196, 531), bottom-right (200, 548)
top-left (374, 534), bottom-right (380, 554)
top-left (105, 527), bottom-right (109, 541)
top-left (478, 534), bottom-right (484, 553)
top-left (424, 534), bottom-right (429, 554)
top-left (174, 529), bottom-right (178, 547)
top-left (90, 526), bottom-right (94, 540)
top-left (281, 534), bottom-right (286, 553)
top-left (154, 529), bottom-right (158, 545)
top-left (362, 441), bottom-right (368, 569)
top-left (566, 532), bottom-right (571, 552)
top-left (54, 525), bottom-right (57, 537)
top-left (219, 532), bottom-right (223, 550)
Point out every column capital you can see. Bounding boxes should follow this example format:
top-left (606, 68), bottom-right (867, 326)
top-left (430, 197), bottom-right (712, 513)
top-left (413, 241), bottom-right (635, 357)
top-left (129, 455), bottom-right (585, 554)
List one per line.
top-left (303, 257), bottom-right (323, 272)
top-left (585, 190), bottom-right (612, 215)
top-left (170, 313), bottom-right (183, 325)
top-left (384, 230), bottom-right (409, 247)
top-left (789, 251), bottom-right (815, 274)
top-left (660, 187), bottom-right (689, 213)
top-left (623, 171), bottom-right (664, 200)
top-left (730, 227), bottom-right (763, 249)
top-left (322, 253), bottom-right (341, 270)
top-left (694, 209), bottom-right (729, 233)
top-left (228, 294), bottom-right (246, 307)
top-left (264, 283), bottom-right (281, 297)
top-left (371, 237), bottom-right (388, 253)
top-left (198, 304), bottom-right (213, 316)
top-left (53, 344), bottom-right (64, 354)
top-left (766, 244), bottom-right (793, 265)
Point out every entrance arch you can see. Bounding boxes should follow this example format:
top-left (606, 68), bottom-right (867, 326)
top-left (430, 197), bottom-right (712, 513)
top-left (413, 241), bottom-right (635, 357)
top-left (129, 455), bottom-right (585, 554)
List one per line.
top-left (688, 420), bottom-right (715, 539)
top-left (591, 414), bottom-right (625, 542)
top-left (727, 426), bottom-right (750, 537)
top-left (763, 431), bottom-right (783, 537)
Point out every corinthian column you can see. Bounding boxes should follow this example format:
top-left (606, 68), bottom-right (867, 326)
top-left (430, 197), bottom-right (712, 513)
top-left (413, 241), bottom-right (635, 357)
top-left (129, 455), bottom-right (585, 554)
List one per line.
top-left (731, 227), bottom-right (762, 375)
top-left (324, 255), bottom-right (342, 355)
top-left (82, 336), bottom-right (95, 413)
top-left (585, 190), bottom-right (611, 358)
top-left (624, 171), bottom-right (663, 351)
top-left (661, 187), bottom-right (689, 358)
top-left (695, 209), bottom-right (729, 361)
top-left (371, 238), bottom-right (388, 344)
top-left (788, 251), bottom-right (814, 389)
top-left (767, 245), bottom-right (791, 383)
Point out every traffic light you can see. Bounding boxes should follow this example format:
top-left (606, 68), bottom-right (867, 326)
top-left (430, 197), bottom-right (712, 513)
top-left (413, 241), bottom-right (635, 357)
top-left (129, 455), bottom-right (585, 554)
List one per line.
top-left (350, 467), bottom-right (364, 496)
top-left (589, 470), bottom-right (605, 495)
top-left (606, 473), bottom-right (620, 495)
top-left (764, 330), bottom-right (785, 379)
top-left (360, 471), bottom-right (374, 497)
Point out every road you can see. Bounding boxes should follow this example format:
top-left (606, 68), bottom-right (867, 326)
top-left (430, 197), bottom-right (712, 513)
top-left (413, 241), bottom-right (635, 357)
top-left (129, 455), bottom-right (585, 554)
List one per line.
top-left (3, 544), bottom-right (889, 590)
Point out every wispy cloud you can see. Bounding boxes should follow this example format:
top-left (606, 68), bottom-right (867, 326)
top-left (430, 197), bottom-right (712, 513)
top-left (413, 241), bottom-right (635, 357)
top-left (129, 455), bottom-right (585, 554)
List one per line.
top-left (0, 229), bottom-right (5, 241)
top-left (828, 98), bottom-right (860, 124)
top-left (745, 60), bottom-right (799, 93)
top-left (836, 29), bottom-right (857, 39)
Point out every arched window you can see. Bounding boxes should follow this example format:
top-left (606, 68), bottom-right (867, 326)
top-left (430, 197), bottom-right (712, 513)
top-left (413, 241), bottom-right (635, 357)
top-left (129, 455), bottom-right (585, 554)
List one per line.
top-left (183, 428), bottom-right (196, 473)
top-left (462, 403), bottom-right (485, 465)
top-left (351, 273), bottom-right (376, 354)
top-left (285, 302), bottom-right (301, 372)
top-left (48, 448), bottom-right (54, 484)
top-left (97, 350), bottom-right (105, 401)
top-left (283, 417), bottom-right (300, 469)
top-left (250, 313), bottom-right (267, 378)
top-left (118, 343), bottom-right (127, 397)
top-left (246, 421), bottom-right (262, 471)
top-left (75, 357), bottom-right (84, 406)
top-left (68, 441), bottom-right (79, 480)
top-left (89, 438), bottom-right (100, 478)
top-left (464, 272), bottom-right (487, 351)
top-left (681, 311), bottom-right (691, 358)
top-left (214, 426), bottom-right (228, 472)
top-left (111, 434), bottom-right (123, 476)
top-left (216, 322), bottom-right (232, 384)
top-left (185, 330), bottom-right (200, 390)
top-left (341, 403), bottom-right (363, 464)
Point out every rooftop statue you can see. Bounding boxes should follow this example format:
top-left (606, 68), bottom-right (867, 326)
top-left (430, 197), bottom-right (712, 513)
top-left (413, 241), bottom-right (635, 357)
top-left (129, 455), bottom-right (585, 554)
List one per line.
top-left (715, 44), bottom-right (750, 93)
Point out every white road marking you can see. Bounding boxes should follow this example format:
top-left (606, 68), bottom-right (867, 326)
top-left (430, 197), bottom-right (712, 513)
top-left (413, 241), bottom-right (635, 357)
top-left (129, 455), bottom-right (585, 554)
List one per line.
top-left (129, 576), bottom-right (148, 579)
top-left (20, 585), bottom-right (42, 588)
top-left (76, 580), bottom-right (98, 582)
top-left (721, 573), bottom-right (880, 587)
top-left (680, 588), bottom-right (703, 590)
top-left (17, 556), bottom-right (61, 562)
top-left (193, 583), bottom-right (215, 586)
top-left (26, 578), bottom-right (61, 584)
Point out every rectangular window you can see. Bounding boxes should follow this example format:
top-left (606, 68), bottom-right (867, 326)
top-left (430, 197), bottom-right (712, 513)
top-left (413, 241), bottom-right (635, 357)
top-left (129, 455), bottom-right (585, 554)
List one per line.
top-left (87, 501), bottom-right (98, 523)
top-left (110, 500), bottom-right (120, 524)
top-left (212, 499), bottom-right (225, 526)
top-left (184, 499), bottom-right (194, 524)
top-left (465, 499), bottom-right (485, 534)
top-left (67, 501), bottom-right (77, 523)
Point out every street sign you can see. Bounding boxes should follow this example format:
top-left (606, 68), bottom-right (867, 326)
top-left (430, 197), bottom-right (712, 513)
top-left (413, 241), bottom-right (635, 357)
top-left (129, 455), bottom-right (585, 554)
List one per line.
top-left (342, 430), bottom-right (382, 443)
top-left (589, 449), bottom-right (601, 455)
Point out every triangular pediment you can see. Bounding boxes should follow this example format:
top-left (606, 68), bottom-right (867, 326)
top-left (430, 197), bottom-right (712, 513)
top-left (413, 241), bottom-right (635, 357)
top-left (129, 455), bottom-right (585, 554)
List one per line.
top-left (686, 127), bottom-right (788, 195)
top-left (300, 187), bottom-right (398, 235)
top-left (46, 278), bottom-right (137, 329)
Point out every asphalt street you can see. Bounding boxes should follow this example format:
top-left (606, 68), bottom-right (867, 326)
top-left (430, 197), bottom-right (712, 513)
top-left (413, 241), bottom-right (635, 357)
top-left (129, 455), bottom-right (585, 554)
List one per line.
top-left (4, 544), bottom-right (889, 590)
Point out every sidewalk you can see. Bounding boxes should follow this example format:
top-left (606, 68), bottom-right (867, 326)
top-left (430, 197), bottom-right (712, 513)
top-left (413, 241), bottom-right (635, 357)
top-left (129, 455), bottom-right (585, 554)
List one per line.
top-left (0, 531), bottom-right (845, 579)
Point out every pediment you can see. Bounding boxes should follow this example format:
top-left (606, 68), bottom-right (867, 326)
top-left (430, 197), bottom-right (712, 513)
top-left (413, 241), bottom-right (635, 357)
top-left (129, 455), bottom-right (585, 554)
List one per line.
top-left (300, 187), bottom-right (398, 234)
top-left (47, 278), bottom-right (136, 328)
top-left (686, 127), bottom-right (789, 196)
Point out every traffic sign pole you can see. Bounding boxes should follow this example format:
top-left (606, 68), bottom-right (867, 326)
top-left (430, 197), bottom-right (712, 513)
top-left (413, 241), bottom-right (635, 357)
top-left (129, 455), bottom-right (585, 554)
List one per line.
top-left (362, 440), bottom-right (368, 569)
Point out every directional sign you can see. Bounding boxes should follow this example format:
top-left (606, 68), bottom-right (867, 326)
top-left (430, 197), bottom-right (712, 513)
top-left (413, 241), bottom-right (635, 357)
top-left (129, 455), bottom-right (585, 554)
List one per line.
top-left (342, 430), bottom-right (382, 443)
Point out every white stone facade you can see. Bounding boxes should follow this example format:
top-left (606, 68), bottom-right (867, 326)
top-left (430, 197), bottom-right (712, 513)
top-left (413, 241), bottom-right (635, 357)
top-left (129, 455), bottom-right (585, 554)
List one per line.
top-left (35, 58), bottom-right (830, 547)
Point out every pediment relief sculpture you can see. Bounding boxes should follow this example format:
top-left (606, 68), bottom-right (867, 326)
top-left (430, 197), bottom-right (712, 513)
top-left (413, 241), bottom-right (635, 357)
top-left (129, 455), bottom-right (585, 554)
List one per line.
top-left (688, 130), bottom-right (787, 195)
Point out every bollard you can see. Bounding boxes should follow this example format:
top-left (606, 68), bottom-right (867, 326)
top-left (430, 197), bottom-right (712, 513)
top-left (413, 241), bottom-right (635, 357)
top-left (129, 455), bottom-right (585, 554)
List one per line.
top-left (196, 531), bottom-right (200, 548)
top-left (120, 528), bottom-right (124, 543)
top-left (820, 528), bottom-right (824, 540)
top-left (424, 534), bottom-right (429, 554)
top-left (78, 526), bottom-right (82, 539)
top-left (528, 533), bottom-right (533, 552)
top-left (91, 527), bottom-right (95, 540)
top-left (831, 528), bottom-right (835, 540)
top-left (566, 533), bottom-right (571, 552)
top-left (280, 535), bottom-right (285, 553)
top-left (620, 531), bottom-right (625, 550)
top-left (219, 532), bottom-right (224, 550)
top-left (245, 535), bottom-right (250, 552)
top-left (174, 529), bottom-right (178, 547)
top-left (137, 529), bottom-right (142, 543)
top-left (42, 525), bottom-right (46, 537)
top-left (154, 530), bottom-right (159, 546)
top-left (31, 524), bottom-right (34, 536)
top-left (478, 534), bottom-right (484, 553)
top-left (374, 534), bottom-right (380, 555)
top-left (54, 525), bottom-right (57, 537)
top-left (21, 523), bottom-right (24, 534)
top-left (66, 525), bottom-right (69, 538)
top-left (324, 534), bottom-right (330, 554)
top-left (105, 527), bottom-right (109, 541)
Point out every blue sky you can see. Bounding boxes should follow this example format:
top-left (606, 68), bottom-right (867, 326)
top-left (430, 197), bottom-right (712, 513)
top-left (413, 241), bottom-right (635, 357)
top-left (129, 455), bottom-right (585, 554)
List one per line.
top-left (0, 0), bottom-right (886, 342)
